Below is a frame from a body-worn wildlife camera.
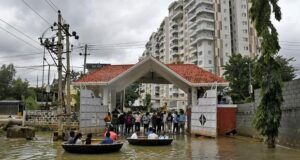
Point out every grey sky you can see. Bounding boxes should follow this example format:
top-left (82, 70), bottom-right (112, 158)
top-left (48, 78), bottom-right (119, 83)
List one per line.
top-left (0, 0), bottom-right (299, 86)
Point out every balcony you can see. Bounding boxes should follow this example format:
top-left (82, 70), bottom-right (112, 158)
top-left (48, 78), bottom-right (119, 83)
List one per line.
top-left (190, 24), bottom-right (214, 37)
top-left (188, 7), bottom-right (214, 22)
top-left (184, 0), bottom-right (195, 9)
top-left (189, 47), bottom-right (197, 54)
top-left (190, 34), bottom-right (214, 46)
top-left (171, 9), bottom-right (183, 20)
top-left (188, 0), bottom-right (214, 13)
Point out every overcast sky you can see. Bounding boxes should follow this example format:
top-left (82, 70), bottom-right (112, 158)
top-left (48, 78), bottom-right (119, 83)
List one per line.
top-left (0, 0), bottom-right (299, 86)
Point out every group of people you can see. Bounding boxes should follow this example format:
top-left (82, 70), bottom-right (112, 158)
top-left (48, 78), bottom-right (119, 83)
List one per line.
top-left (67, 126), bottom-right (118, 145)
top-left (103, 108), bottom-right (186, 136)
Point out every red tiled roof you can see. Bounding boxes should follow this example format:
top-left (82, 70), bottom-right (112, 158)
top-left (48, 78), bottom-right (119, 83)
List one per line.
top-left (166, 64), bottom-right (226, 83)
top-left (75, 63), bottom-right (226, 84)
top-left (76, 64), bottom-right (133, 83)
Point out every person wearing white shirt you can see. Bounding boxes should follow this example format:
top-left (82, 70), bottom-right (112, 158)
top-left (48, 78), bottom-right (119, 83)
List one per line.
top-left (148, 128), bottom-right (158, 139)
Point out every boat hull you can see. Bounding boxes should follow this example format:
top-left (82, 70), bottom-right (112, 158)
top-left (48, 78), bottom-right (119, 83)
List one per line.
top-left (127, 138), bottom-right (173, 146)
top-left (62, 142), bottom-right (123, 154)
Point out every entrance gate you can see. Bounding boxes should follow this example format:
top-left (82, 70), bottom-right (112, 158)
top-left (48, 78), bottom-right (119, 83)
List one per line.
top-left (80, 89), bottom-right (108, 134)
top-left (191, 89), bottom-right (217, 137)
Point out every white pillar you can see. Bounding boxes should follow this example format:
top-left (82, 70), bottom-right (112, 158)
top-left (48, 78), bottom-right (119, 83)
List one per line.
top-left (103, 86), bottom-right (109, 111)
top-left (111, 89), bottom-right (116, 111)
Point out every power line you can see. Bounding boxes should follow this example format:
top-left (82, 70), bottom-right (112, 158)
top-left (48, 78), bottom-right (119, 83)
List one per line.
top-left (48, 0), bottom-right (60, 11)
top-left (22, 0), bottom-right (52, 26)
top-left (44, 0), bottom-right (57, 13)
top-left (0, 25), bottom-right (42, 51)
top-left (0, 18), bottom-right (40, 45)
top-left (0, 52), bottom-right (41, 58)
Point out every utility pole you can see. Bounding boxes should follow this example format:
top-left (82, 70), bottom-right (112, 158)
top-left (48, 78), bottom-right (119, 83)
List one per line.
top-left (79, 44), bottom-right (90, 74)
top-left (65, 24), bottom-right (71, 131)
top-left (57, 10), bottom-right (64, 138)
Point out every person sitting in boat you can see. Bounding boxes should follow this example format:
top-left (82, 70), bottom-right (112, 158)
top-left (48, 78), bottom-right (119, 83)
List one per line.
top-left (145, 127), bottom-right (153, 136)
top-left (130, 132), bottom-right (138, 139)
top-left (159, 132), bottom-right (168, 139)
top-left (148, 128), bottom-right (158, 139)
top-left (101, 132), bottom-right (113, 144)
top-left (104, 126), bottom-right (118, 141)
top-left (67, 131), bottom-right (75, 144)
top-left (85, 133), bottom-right (92, 144)
top-left (73, 133), bottom-right (83, 144)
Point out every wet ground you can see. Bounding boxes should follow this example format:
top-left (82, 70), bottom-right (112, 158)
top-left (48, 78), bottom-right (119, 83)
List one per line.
top-left (0, 132), bottom-right (299, 160)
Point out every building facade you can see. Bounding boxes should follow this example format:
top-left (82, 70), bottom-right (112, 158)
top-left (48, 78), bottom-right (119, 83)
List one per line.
top-left (140, 0), bottom-right (260, 110)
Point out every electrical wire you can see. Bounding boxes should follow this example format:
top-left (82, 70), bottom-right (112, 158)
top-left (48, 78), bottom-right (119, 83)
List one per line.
top-left (0, 25), bottom-right (42, 51)
top-left (22, 0), bottom-right (52, 26)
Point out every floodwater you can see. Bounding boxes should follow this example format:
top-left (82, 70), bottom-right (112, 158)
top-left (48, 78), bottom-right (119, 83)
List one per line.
top-left (0, 132), bottom-right (299, 160)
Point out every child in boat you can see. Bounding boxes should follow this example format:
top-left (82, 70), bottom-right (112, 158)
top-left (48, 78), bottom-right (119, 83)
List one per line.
top-left (103, 126), bottom-right (118, 141)
top-left (101, 132), bottom-right (113, 144)
top-left (85, 133), bottom-right (92, 144)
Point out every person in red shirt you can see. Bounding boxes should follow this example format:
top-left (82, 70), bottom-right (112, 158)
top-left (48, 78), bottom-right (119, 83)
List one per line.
top-left (103, 126), bottom-right (118, 141)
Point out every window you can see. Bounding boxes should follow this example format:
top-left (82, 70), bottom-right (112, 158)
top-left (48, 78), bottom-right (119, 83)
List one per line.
top-left (241, 5), bottom-right (247, 9)
top-left (242, 13), bottom-right (247, 17)
top-left (243, 29), bottom-right (248, 33)
top-left (224, 26), bottom-right (228, 30)
top-left (224, 17), bottom-right (227, 21)
top-left (208, 60), bottom-right (212, 64)
top-left (208, 50), bottom-right (212, 54)
top-left (225, 52), bottom-right (229, 56)
top-left (242, 21), bottom-right (247, 25)
top-left (199, 51), bottom-right (203, 55)
top-left (199, 60), bottom-right (203, 65)
top-left (243, 37), bottom-right (248, 42)
top-left (208, 42), bottom-right (212, 46)
top-left (224, 9), bottom-right (227, 13)
top-left (225, 34), bottom-right (229, 38)
top-left (244, 46), bottom-right (249, 50)
top-left (225, 43), bottom-right (228, 47)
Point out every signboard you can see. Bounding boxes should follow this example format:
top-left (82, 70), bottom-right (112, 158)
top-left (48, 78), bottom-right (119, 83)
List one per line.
top-left (80, 89), bottom-right (108, 134)
top-left (191, 89), bottom-right (217, 137)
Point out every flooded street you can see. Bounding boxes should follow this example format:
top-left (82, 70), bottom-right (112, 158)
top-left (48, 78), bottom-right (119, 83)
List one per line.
top-left (0, 132), bottom-right (299, 160)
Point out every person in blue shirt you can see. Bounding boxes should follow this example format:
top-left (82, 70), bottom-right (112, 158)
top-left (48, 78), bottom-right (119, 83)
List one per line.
top-left (178, 109), bottom-right (186, 134)
top-left (101, 132), bottom-right (113, 144)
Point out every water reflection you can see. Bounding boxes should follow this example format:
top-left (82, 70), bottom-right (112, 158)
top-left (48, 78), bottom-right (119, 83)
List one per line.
top-left (0, 132), bottom-right (299, 160)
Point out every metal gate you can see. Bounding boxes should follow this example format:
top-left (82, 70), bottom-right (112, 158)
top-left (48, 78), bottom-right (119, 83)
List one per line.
top-left (191, 89), bottom-right (217, 137)
top-left (80, 89), bottom-right (108, 134)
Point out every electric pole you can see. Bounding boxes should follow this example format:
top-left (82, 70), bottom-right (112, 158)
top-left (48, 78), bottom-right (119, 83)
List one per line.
top-left (65, 24), bottom-right (71, 131)
top-left (57, 10), bottom-right (64, 138)
top-left (79, 44), bottom-right (90, 74)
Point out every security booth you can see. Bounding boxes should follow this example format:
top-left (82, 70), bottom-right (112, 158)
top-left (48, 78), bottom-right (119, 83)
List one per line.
top-left (73, 56), bottom-right (236, 136)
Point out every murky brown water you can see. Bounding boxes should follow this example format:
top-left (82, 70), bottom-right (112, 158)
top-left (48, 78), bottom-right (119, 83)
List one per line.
top-left (0, 132), bottom-right (299, 160)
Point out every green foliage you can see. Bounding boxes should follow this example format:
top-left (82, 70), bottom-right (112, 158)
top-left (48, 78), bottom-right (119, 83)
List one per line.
top-left (25, 96), bottom-right (39, 110)
top-left (224, 54), bottom-right (255, 104)
top-left (0, 64), bottom-right (16, 100)
top-left (275, 56), bottom-right (296, 81)
top-left (125, 83), bottom-right (140, 107)
top-left (12, 78), bottom-right (29, 100)
top-left (250, 0), bottom-right (283, 148)
top-left (144, 93), bottom-right (152, 110)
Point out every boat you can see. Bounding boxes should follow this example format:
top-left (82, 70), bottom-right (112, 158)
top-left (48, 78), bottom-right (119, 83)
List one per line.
top-left (62, 142), bottom-right (123, 154)
top-left (127, 138), bottom-right (173, 146)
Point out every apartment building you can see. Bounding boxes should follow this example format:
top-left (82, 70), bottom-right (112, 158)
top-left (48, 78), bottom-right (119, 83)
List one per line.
top-left (140, 0), bottom-right (260, 110)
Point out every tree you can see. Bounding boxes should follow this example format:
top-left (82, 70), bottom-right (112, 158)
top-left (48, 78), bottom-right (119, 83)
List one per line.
top-left (143, 93), bottom-right (152, 111)
top-left (275, 56), bottom-right (296, 81)
top-left (224, 54), bottom-right (255, 103)
top-left (125, 83), bottom-right (140, 107)
top-left (250, 0), bottom-right (283, 148)
top-left (224, 54), bottom-right (295, 104)
top-left (0, 64), bottom-right (16, 100)
top-left (11, 77), bottom-right (29, 100)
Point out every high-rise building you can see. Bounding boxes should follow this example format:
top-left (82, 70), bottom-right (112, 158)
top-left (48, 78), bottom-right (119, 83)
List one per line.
top-left (139, 0), bottom-right (260, 109)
